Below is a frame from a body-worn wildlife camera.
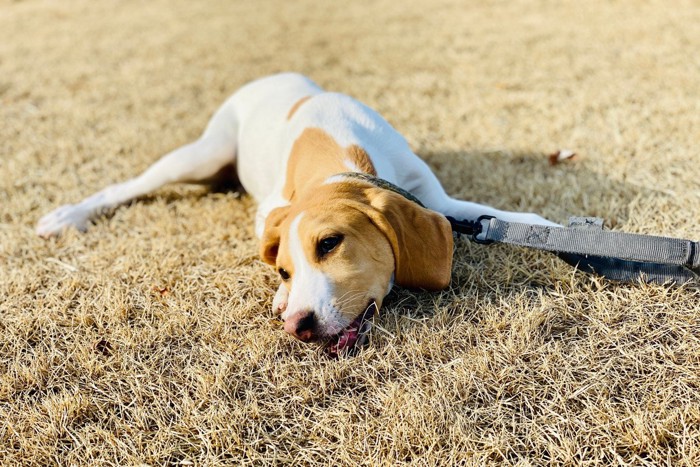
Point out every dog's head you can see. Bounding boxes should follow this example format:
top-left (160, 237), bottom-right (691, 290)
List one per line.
top-left (260, 180), bottom-right (453, 355)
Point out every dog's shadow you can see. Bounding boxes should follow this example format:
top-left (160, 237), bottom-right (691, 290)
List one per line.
top-left (421, 148), bottom-right (645, 229)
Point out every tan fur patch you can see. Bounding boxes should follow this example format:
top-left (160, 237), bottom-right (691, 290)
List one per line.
top-left (282, 127), bottom-right (376, 201)
top-left (346, 146), bottom-right (377, 176)
top-left (286, 96), bottom-right (312, 120)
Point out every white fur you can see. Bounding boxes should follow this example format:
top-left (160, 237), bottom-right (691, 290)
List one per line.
top-left (280, 214), bottom-right (344, 335)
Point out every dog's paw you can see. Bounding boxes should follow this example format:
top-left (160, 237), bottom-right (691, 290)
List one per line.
top-left (36, 204), bottom-right (90, 238)
top-left (272, 284), bottom-right (289, 314)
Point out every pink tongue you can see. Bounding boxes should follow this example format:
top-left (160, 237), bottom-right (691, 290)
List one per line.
top-left (335, 327), bottom-right (358, 350)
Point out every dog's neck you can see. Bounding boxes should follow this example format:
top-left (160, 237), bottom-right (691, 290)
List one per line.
top-left (282, 128), bottom-right (376, 203)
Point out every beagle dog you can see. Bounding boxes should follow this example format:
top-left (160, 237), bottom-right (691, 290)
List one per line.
top-left (37, 73), bottom-right (557, 355)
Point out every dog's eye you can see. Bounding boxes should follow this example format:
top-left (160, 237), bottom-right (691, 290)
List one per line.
top-left (278, 268), bottom-right (290, 280)
top-left (318, 235), bottom-right (343, 257)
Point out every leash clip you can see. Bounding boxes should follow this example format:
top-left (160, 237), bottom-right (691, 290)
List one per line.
top-left (446, 215), bottom-right (496, 244)
top-left (472, 215), bottom-right (496, 244)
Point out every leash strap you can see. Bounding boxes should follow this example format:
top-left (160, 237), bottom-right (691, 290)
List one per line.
top-left (556, 252), bottom-right (700, 284)
top-left (464, 215), bottom-right (700, 284)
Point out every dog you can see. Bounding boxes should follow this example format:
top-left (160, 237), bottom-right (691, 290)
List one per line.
top-left (37, 73), bottom-right (558, 354)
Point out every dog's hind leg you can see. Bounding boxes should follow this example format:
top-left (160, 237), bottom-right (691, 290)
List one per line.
top-left (36, 97), bottom-right (240, 238)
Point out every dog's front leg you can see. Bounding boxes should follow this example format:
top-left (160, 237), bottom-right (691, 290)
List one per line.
top-left (272, 284), bottom-right (289, 314)
top-left (409, 166), bottom-right (561, 227)
top-left (439, 198), bottom-right (561, 227)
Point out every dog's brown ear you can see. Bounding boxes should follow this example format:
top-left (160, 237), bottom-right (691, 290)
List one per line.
top-left (260, 206), bottom-right (291, 265)
top-left (363, 188), bottom-right (453, 290)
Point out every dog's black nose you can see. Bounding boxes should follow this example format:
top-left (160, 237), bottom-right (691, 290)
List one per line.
top-left (284, 310), bottom-right (316, 342)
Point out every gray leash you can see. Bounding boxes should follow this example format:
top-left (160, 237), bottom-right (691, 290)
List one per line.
top-left (338, 172), bottom-right (700, 285)
top-left (448, 215), bottom-right (700, 285)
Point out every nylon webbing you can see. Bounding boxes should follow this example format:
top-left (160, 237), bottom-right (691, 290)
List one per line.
top-left (479, 216), bottom-right (700, 284)
top-left (484, 218), bottom-right (697, 266)
top-left (556, 253), bottom-right (699, 284)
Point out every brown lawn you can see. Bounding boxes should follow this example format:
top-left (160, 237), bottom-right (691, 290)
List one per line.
top-left (1, 0), bottom-right (699, 465)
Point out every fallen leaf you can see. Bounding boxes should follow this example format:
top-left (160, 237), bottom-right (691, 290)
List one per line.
top-left (152, 285), bottom-right (170, 296)
top-left (548, 149), bottom-right (577, 166)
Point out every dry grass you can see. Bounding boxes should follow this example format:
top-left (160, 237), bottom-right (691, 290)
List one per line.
top-left (2, 0), bottom-right (700, 465)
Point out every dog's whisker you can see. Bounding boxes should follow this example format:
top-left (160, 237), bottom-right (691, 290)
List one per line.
top-left (334, 290), bottom-right (368, 309)
top-left (334, 289), bottom-right (364, 304)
